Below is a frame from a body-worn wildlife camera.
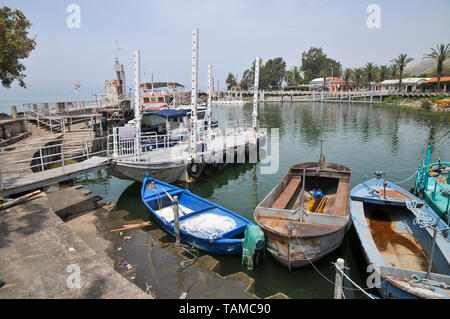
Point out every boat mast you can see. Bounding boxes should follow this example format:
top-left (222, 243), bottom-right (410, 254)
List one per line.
top-left (252, 56), bottom-right (260, 131)
top-left (189, 28), bottom-right (199, 160)
top-left (134, 50), bottom-right (142, 160)
top-left (207, 64), bottom-right (212, 134)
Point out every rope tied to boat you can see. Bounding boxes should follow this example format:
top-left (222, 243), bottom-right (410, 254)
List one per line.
top-left (406, 200), bottom-right (437, 230)
top-left (332, 262), bottom-right (378, 299)
top-left (290, 218), bottom-right (383, 297)
top-left (390, 170), bottom-right (418, 184)
top-left (409, 275), bottom-right (449, 290)
top-left (406, 200), bottom-right (449, 241)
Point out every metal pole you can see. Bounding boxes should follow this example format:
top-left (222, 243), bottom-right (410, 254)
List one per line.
top-left (61, 144), bottom-right (65, 174)
top-left (426, 225), bottom-right (438, 279)
top-left (189, 28), bottom-right (199, 160)
top-left (334, 258), bottom-right (345, 299)
top-left (252, 56), bottom-right (260, 130)
top-left (173, 196), bottom-right (181, 248)
top-left (134, 50), bottom-right (142, 161)
top-left (39, 144), bottom-right (44, 171)
top-left (207, 64), bottom-right (212, 133)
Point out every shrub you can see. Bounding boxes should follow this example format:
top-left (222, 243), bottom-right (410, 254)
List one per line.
top-left (421, 100), bottom-right (432, 110)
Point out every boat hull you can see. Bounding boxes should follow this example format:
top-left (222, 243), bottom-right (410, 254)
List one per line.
top-left (108, 161), bottom-right (186, 183)
top-left (264, 226), bottom-right (347, 268)
top-left (254, 161), bottom-right (352, 269)
top-left (350, 179), bottom-right (450, 299)
top-left (141, 177), bottom-right (257, 255)
top-left (150, 215), bottom-right (244, 255)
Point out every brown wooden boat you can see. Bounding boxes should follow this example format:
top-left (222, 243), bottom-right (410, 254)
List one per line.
top-left (254, 161), bottom-right (352, 269)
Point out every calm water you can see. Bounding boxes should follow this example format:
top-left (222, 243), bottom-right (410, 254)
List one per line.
top-left (76, 101), bottom-right (449, 298)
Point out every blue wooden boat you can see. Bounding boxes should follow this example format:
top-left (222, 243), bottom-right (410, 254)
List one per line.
top-left (414, 145), bottom-right (449, 224)
top-left (351, 174), bottom-right (450, 299)
top-left (141, 174), bottom-right (261, 255)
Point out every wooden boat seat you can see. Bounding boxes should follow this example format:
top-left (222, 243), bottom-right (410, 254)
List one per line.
top-left (333, 179), bottom-right (349, 216)
top-left (258, 217), bottom-right (340, 237)
top-left (271, 178), bottom-right (302, 209)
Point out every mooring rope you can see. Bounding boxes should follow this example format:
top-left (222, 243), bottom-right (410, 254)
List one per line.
top-left (390, 170), bottom-right (418, 184)
top-left (292, 220), bottom-right (383, 297)
top-left (332, 262), bottom-right (377, 299)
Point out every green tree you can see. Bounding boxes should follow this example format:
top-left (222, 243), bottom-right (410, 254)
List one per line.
top-left (240, 57), bottom-right (262, 90)
top-left (378, 65), bottom-right (389, 82)
top-left (353, 68), bottom-right (364, 91)
top-left (0, 7), bottom-right (36, 88)
top-left (240, 69), bottom-right (252, 90)
top-left (423, 43), bottom-right (450, 92)
top-left (300, 47), bottom-right (342, 81)
top-left (262, 57), bottom-right (286, 89)
top-left (343, 68), bottom-right (352, 91)
top-left (390, 53), bottom-right (414, 92)
top-left (285, 66), bottom-right (300, 86)
top-left (390, 64), bottom-right (399, 78)
top-left (364, 62), bottom-right (377, 90)
top-left (225, 72), bottom-right (237, 90)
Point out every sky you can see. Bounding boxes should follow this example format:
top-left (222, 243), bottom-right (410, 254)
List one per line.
top-left (1, 0), bottom-right (449, 101)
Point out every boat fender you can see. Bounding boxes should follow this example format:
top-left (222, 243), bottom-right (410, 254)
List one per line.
top-left (186, 160), bottom-right (204, 179)
top-left (215, 162), bottom-right (225, 171)
top-left (203, 163), bottom-right (214, 175)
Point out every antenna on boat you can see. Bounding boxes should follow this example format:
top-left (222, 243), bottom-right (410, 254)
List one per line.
top-left (252, 56), bottom-right (260, 132)
top-left (134, 49), bottom-right (142, 160)
top-left (189, 28), bottom-right (199, 160)
top-left (207, 64), bottom-right (212, 135)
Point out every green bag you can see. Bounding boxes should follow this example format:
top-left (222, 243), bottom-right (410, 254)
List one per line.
top-left (242, 225), bottom-right (265, 271)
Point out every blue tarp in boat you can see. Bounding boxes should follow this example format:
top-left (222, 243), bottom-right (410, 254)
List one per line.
top-left (145, 109), bottom-right (187, 119)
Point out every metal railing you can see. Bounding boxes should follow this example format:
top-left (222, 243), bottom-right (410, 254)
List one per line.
top-left (109, 119), bottom-right (253, 162)
top-left (23, 104), bottom-right (65, 133)
top-left (0, 135), bottom-right (108, 188)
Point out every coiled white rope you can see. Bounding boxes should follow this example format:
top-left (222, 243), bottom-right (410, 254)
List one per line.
top-left (406, 200), bottom-right (437, 229)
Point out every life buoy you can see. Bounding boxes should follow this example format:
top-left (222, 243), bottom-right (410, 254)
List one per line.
top-left (186, 160), bottom-right (204, 179)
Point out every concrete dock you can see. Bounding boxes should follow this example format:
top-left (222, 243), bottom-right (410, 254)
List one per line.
top-left (0, 192), bottom-right (150, 298)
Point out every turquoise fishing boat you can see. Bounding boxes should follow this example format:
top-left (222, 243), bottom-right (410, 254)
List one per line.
top-left (415, 145), bottom-right (450, 224)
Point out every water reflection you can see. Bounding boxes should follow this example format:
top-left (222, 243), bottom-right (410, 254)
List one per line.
top-left (77, 101), bottom-right (449, 299)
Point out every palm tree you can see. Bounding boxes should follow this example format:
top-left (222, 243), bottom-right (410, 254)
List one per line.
top-left (378, 65), bottom-right (389, 82)
top-left (353, 68), bottom-right (364, 91)
top-left (364, 62), bottom-right (377, 90)
top-left (390, 64), bottom-right (399, 78)
top-left (390, 54), bottom-right (414, 92)
top-left (343, 68), bottom-right (352, 91)
top-left (423, 43), bottom-right (450, 92)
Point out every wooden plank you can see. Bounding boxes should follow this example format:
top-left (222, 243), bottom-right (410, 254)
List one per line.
top-left (271, 178), bottom-right (301, 209)
top-left (333, 179), bottom-right (349, 216)
top-left (110, 221), bottom-right (152, 232)
top-left (0, 157), bottom-right (109, 198)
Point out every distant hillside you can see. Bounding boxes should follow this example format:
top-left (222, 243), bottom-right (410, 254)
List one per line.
top-left (404, 59), bottom-right (450, 77)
